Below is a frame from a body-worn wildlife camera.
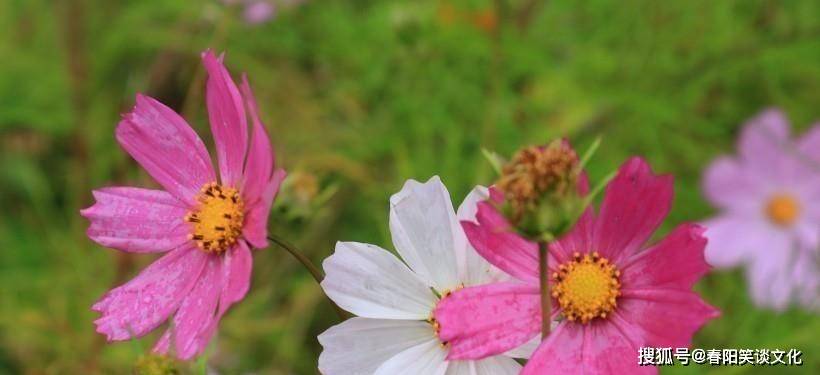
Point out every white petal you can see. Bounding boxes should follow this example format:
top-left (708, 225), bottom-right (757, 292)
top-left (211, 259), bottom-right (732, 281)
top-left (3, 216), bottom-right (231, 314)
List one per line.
top-left (455, 186), bottom-right (508, 286)
top-left (503, 334), bottom-right (543, 359)
top-left (322, 242), bottom-right (437, 319)
top-left (318, 318), bottom-right (435, 375)
top-left (374, 339), bottom-right (449, 375)
top-left (445, 357), bottom-right (522, 375)
top-left (389, 176), bottom-right (462, 291)
top-left (455, 186), bottom-right (489, 225)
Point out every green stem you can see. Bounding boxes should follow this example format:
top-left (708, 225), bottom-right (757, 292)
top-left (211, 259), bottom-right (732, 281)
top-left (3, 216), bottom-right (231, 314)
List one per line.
top-left (538, 241), bottom-right (551, 340)
top-left (267, 234), bottom-right (350, 320)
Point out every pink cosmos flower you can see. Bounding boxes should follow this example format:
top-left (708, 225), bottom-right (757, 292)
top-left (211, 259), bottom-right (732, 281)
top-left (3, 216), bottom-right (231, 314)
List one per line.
top-left (243, 1), bottom-right (276, 24)
top-left (81, 50), bottom-right (286, 359)
top-left (434, 157), bottom-right (719, 374)
top-left (702, 109), bottom-right (820, 310)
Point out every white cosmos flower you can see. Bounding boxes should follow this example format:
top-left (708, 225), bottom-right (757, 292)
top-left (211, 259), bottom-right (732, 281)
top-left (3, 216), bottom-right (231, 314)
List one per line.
top-left (318, 176), bottom-right (536, 375)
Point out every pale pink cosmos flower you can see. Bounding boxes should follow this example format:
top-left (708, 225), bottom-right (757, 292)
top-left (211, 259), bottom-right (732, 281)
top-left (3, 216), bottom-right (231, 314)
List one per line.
top-left (702, 109), bottom-right (820, 310)
top-left (434, 157), bottom-right (719, 374)
top-left (243, 1), bottom-right (276, 24)
top-left (318, 176), bottom-right (536, 375)
top-left (81, 50), bottom-right (286, 359)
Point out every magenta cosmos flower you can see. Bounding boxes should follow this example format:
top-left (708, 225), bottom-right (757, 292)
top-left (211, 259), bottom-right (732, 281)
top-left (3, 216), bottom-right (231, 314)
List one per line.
top-left (702, 109), bottom-right (819, 310)
top-left (81, 50), bottom-right (286, 359)
top-left (434, 157), bottom-right (719, 374)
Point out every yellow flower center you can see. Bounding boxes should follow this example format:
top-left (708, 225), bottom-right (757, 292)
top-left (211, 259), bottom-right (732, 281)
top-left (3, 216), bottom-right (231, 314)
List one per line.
top-left (552, 252), bottom-right (621, 324)
top-left (185, 182), bottom-right (245, 254)
top-left (765, 194), bottom-right (800, 227)
top-left (428, 285), bottom-right (463, 348)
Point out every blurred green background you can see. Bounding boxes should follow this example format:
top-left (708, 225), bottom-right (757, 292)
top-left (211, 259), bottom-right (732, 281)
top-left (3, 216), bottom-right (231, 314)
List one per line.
top-left (0, 0), bottom-right (818, 373)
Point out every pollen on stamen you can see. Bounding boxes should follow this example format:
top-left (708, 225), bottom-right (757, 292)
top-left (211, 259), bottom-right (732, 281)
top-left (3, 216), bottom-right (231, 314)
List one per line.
top-left (552, 252), bottom-right (621, 324)
top-left (765, 193), bottom-right (800, 227)
top-left (185, 182), bottom-right (245, 254)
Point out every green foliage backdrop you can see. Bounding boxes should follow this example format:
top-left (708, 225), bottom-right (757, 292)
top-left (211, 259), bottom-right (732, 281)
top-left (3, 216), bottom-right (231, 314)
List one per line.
top-left (0, 0), bottom-right (817, 373)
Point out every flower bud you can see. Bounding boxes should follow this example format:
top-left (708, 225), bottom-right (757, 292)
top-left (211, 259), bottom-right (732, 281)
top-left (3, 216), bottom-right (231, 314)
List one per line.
top-left (495, 140), bottom-right (584, 240)
top-left (133, 354), bottom-right (179, 375)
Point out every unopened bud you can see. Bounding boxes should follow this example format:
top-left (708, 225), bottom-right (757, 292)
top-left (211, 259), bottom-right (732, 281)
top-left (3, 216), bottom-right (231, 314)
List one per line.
top-left (133, 354), bottom-right (179, 375)
top-left (496, 140), bottom-right (581, 238)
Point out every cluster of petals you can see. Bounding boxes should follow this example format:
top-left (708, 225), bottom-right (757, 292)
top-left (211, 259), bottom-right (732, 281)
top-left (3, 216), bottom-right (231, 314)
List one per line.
top-left (434, 157), bottom-right (719, 374)
top-left (81, 50), bottom-right (285, 359)
top-left (318, 176), bottom-right (536, 375)
top-left (702, 108), bottom-right (819, 310)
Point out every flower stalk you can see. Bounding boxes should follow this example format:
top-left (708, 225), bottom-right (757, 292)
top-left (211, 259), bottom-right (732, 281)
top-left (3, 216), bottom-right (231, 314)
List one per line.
top-left (538, 241), bottom-right (551, 339)
top-left (267, 234), bottom-right (350, 320)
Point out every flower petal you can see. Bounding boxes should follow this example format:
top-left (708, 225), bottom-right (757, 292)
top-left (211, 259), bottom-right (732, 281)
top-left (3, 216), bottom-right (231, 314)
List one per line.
top-left (374, 339), bottom-right (449, 375)
top-left (461, 202), bottom-right (539, 282)
top-left (702, 216), bottom-right (780, 268)
top-left (797, 122), bottom-right (820, 163)
top-left (202, 50), bottom-right (248, 187)
top-left (318, 317), bottom-right (435, 375)
top-left (594, 157), bottom-right (673, 265)
top-left (738, 108), bottom-right (791, 176)
top-left (747, 244), bottom-right (797, 311)
top-left (221, 241), bottom-right (253, 309)
top-left (522, 321), bottom-right (654, 375)
top-left (445, 356), bottom-right (521, 375)
top-left (242, 168), bottom-right (286, 249)
top-left (792, 247), bottom-right (820, 310)
top-left (92, 245), bottom-right (207, 341)
top-left (617, 289), bottom-right (719, 348)
top-left (502, 334), bottom-right (542, 359)
top-left (389, 176), bottom-right (463, 291)
top-left (620, 223), bottom-right (709, 290)
top-left (154, 254), bottom-right (226, 359)
top-left (321, 242), bottom-right (437, 320)
top-left (239, 76), bottom-right (276, 205)
top-left (81, 187), bottom-right (189, 253)
top-left (549, 208), bottom-right (595, 262)
top-left (116, 95), bottom-right (216, 205)
top-left (435, 282), bottom-right (541, 360)
top-left (455, 186), bottom-right (507, 286)
top-left (188, 241), bottom-right (255, 352)
top-left (701, 156), bottom-right (762, 212)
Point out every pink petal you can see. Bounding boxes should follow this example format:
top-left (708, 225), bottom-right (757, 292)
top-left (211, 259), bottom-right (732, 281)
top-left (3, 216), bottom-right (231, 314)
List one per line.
top-left (738, 108), bottom-right (791, 176)
top-left (202, 50), bottom-right (248, 188)
top-left (116, 95), bottom-right (216, 206)
top-left (549, 208), bottom-right (595, 262)
top-left (194, 241), bottom-right (255, 348)
top-left (747, 243), bottom-right (795, 311)
top-left (618, 289), bottom-right (719, 348)
top-left (522, 320), bottom-right (655, 375)
top-left (435, 282), bottom-right (542, 360)
top-left (702, 216), bottom-right (777, 268)
top-left (220, 241), bottom-right (253, 308)
top-left (701, 156), bottom-right (761, 212)
top-left (154, 254), bottom-right (226, 360)
top-left (620, 223), bottom-right (709, 290)
top-left (239, 76), bottom-right (276, 205)
top-left (243, 1), bottom-right (275, 24)
top-left (242, 168), bottom-right (286, 249)
top-left (461, 201), bottom-right (539, 282)
top-left (81, 187), bottom-right (190, 253)
top-left (797, 122), bottom-right (820, 162)
top-left (92, 245), bottom-right (208, 341)
top-left (594, 157), bottom-right (673, 265)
